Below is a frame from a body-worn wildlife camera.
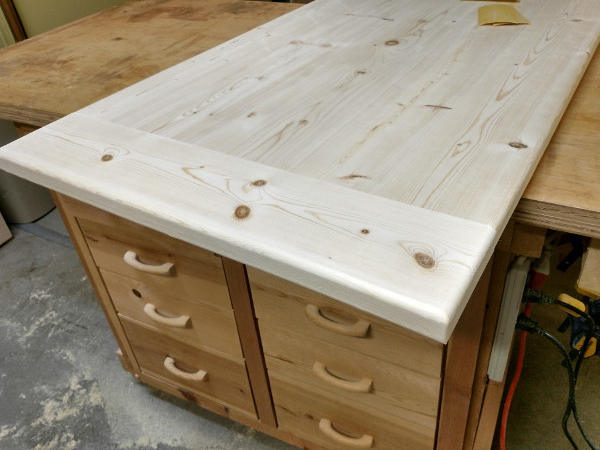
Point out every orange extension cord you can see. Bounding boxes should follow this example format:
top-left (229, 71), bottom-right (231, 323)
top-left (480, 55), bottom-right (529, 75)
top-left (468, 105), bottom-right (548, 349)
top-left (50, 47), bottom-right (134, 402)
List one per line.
top-left (500, 303), bottom-right (533, 450)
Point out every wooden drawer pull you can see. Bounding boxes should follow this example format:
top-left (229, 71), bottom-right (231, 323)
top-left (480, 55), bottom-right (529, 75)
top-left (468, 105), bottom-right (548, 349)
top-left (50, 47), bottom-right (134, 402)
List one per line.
top-left (163, 356), bottom-right (207, 381)
top-left (318, 418), bottom-right (373, 449)
top-left (143, 303), bottom-right (190, 328)
top-left (305, 304), bottom-right (370, 337)
top-left (123, 250), bottom-right (174, 275)
top-left (312, 361), bottom-right (372, 393)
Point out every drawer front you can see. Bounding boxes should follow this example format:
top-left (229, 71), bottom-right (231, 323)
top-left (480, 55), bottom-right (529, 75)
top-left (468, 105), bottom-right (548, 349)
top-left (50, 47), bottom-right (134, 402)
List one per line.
top-left (249, 268), bottom-right (443, 376)
top-left (103, 270), bottom-right (243, 360)
top-left (79, 216), bottom-right (232, 311)
top-left (121, 318), bottom-right (255, 414)
top-left (261, 327), bottom-right (440, 417)
top-left (271, 378), bottom-right (436, 450)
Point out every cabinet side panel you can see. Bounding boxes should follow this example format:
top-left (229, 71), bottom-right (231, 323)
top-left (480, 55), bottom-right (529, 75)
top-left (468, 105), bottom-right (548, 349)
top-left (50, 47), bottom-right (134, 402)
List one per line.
top-left (52, 192), bottom-right (140, 375)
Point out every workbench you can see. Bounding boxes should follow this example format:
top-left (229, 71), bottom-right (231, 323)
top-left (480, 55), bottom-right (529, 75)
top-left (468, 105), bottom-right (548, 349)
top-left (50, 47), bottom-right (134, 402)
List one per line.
top-left (0, 1), bottom-right (598, 449)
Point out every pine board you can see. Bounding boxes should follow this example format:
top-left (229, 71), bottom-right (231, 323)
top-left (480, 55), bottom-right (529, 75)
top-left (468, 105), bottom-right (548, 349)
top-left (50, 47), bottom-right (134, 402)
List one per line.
top-left (1, 0), bottom-right (598, 342)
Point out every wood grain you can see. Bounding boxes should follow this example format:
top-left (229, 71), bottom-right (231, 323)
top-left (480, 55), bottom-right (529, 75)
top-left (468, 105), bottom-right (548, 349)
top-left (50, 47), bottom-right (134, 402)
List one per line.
top-left (1, 0), bottom-right (598, 342)
top-left (472, 381), bottom-right (505, 450)
top-left (261, 327), bottom-right (440, 417)
top-left (221, 257), bottom-right (277, 426)
top-left (463, 246), bottom-right (513, 450)
top-left (52, 193), bottom-right (141, 376)
top-left (577, 239), bottom-right (600, 297)
top-left (77, 214), bottom-right (233, 312)
top-left (250, 267), bottom-right (444, 376)
top-left (510, 223), bottom-right (546, 259)
top-left (139, 370), bottom-right (327, 450)
top-left (517, 46), bottom-right (600, 238)
top-left (271, 376), bottom-right (437, 450)
top-left (85, 0), bottom-right (600, 228)
top-left (0, 0), bottom-right (299, 127)
top-left (121, 317), bottom-right (256, 414)
top-left (436, 263), bottom-right (492, 450)
top-left (0, 113), bottom-right (494, 342)
top-left (102, 270), bottom-right (243, 360)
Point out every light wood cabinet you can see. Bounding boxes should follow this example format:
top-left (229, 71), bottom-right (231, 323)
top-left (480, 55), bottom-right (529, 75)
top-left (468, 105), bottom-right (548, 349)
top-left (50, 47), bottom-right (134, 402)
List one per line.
top-left (250, 269), bottom-right (442, 449)
top-left (122, 318), bottom-right (256, 415)
top-left (53, 193), bottom-right (486, 450)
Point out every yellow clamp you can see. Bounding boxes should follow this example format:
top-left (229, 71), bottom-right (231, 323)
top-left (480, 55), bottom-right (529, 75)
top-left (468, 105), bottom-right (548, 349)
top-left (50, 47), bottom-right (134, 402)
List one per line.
top-left (558, 293), bottom-right (587, 317)
top-left (574, 335), bottom-right (598, 359)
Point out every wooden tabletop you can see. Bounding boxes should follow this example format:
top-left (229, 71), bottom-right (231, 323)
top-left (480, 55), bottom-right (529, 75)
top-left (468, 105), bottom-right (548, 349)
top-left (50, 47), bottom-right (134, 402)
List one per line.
top-left (0, 0), bottom-right (598, 238)
top-left (2, 0), bottom-right (598, 342)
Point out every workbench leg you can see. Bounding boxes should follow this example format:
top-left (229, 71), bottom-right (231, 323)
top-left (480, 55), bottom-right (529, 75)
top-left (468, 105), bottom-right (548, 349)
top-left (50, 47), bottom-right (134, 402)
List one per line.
top-left (436, 261), bottom-right (492, 450)
top-left (462, 227), bottom-right (515, 449)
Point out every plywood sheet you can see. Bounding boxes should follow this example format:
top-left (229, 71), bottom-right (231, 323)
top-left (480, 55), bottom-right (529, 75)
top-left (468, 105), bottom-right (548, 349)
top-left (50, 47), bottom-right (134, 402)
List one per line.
top-left (1, 0), bottom-right (598, 342)
top-left (0, 0), bottom-right (299, 126)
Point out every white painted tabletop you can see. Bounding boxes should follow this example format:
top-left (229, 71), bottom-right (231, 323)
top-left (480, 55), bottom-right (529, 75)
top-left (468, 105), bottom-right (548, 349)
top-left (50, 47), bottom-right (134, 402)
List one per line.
top-left (1, 0), bottom-right (598, 342)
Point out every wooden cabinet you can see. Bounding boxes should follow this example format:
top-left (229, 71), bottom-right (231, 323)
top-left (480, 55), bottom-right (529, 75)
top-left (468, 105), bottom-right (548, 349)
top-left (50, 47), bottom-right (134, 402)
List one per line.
top-left (56, 195), bottom-right (258, 422)
top-left (103, 270), bottom-right (242, 359)
top-left (122, 318), bottom-right (256, 414)
top-left (250, 269), bottom-right (442, 450)
top-left (53, 194), bottom-right (479, 450)
top-left (250, 267), bottom-right (444, 377)
top-left (271, 378), bottom-right (437, 450)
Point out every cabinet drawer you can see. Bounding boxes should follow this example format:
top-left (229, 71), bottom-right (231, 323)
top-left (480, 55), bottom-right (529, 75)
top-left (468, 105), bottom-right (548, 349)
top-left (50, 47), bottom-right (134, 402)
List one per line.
top-left (79, 216), bottom-right (232, 311)
top-left (249, 269), bottom-right (443, 376)
top-left (271, 377), bottom-right (436, 450)
top-left (261, 327), bottom-right (440, 417)
top-left (103, 270), bottom-right (243, 360)
top-left (121, 318), bottom-right (255, 415)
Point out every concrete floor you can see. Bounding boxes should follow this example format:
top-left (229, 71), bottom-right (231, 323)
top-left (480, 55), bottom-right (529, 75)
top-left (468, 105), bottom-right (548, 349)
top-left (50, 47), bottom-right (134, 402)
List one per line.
top-left (0, 209), bottom-right (292, 450)
top-left (0, 209), bottom-right (598, 449)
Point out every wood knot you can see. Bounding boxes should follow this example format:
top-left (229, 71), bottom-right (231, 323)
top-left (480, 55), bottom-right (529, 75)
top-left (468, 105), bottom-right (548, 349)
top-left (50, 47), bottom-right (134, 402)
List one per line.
top-left (385, 39), bottom-right (399, 46)
top-left (361, 228), bottom-right (370, 235)
top-left (101, 154), bottom-right (113, 162)
top-left (414, 252), bottom-right (435, 269)
top-left (234, 205), bottom-right (251, 219)
top-left (252, 179), bottom-right (267, 187)
top-left (509, 142), bottom-right (528, 149)
top-left (131, 289), bottom-right (142, 298)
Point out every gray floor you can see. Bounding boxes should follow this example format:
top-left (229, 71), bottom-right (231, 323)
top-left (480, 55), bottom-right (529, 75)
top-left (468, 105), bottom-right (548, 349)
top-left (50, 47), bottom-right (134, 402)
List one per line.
top-left (0, 209), bottom-right (291, 450)
top-left (0, 209), bottom-right (598, 449)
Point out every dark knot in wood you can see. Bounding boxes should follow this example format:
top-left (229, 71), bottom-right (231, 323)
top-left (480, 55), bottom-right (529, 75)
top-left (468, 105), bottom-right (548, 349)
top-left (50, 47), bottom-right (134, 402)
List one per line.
top-left (414, 252), bottom-right (435, 269)
top-left (235, 205), bottom-right (251, 219)
top-left (509, 142), bottom-right (528, 149)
